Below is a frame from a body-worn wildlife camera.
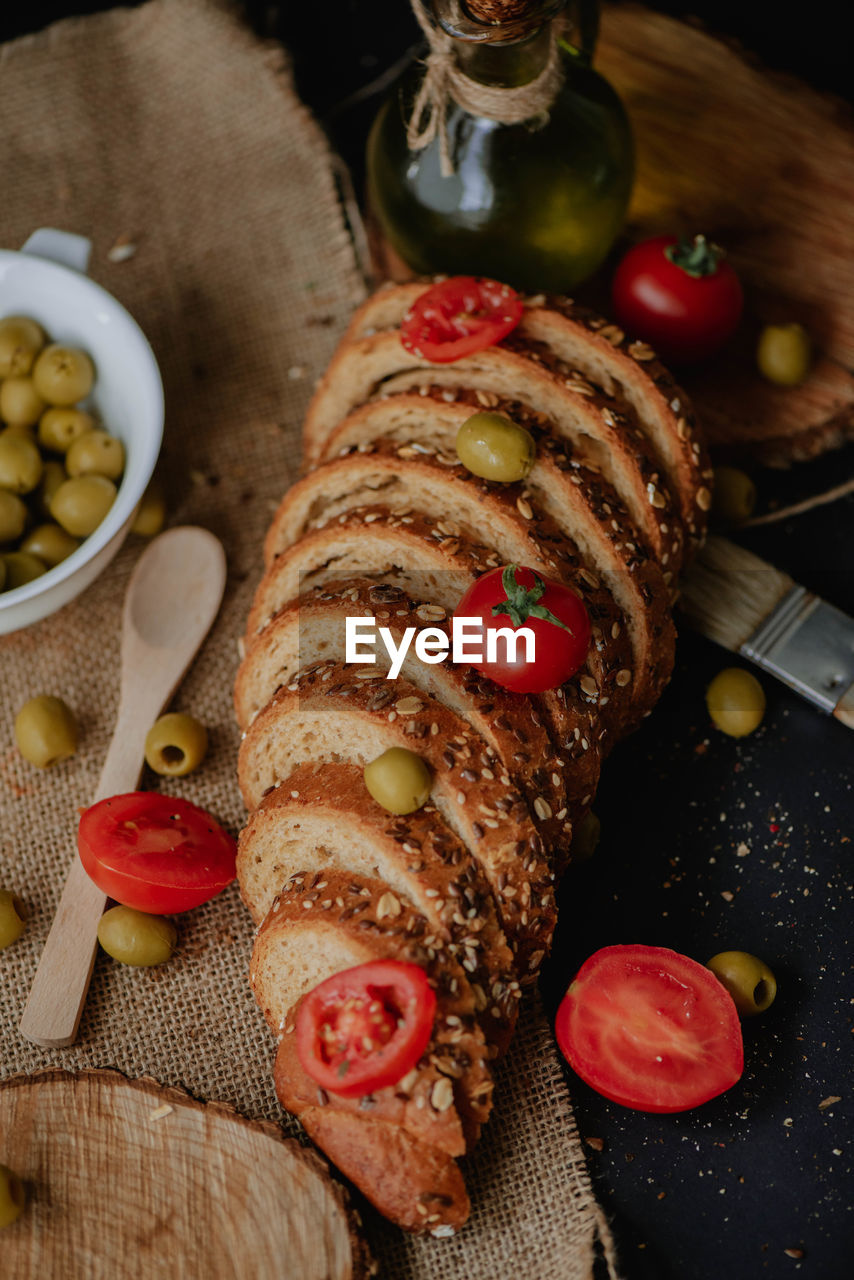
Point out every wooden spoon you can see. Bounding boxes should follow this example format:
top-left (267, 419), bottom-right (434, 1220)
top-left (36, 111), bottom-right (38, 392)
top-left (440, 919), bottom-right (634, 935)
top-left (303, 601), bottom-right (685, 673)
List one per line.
top-left (19, 526), bottom-right (227, 1048)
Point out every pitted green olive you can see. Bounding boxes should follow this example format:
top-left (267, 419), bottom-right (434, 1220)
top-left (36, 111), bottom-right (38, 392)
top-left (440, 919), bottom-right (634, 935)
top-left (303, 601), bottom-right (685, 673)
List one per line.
top-left (20, 523), bottom-right (79, 567)
top-left (65, 429), bottom-right (125, 481)
top-left (0, 431), bottom-right (42, 494)
top-left (49, 474), bottom-right (116, 536)
top-left (32, 344), bottom-right (95, 406)
top-left (364, 747), bottom-right (431, 814)
top-left (711, 466), bottom-right (756, 526)
top-left (0, 1163), bottom-right (26, 1229)
top-left (0, 890), bottom-right (26, 950)
top-left (97, 905), bottom-right (177, 966)
top-left (0, 490), bottom-right (28, 543)
top-left (707, 950), bottom-right (777, 1016)
top-left (456, 412), bottom-right (536, 483)
top-left (1, 552), bottom-right (47, 590)
top-left (0, 377), bottom-right (47, 429)
top-left (706, 667), bottom-right (766, 737)
top-left (38, 407), bottom-right (96, 454)
top-left (0, 315), bottom-right (45, 379)
top-left (144, 712), bottom-right (209, 777)
top-left (757, 323), bottom-right (811, 387)
top-left (14, 694), bottom-right (78, 767)
top-left (131, 479), bottom-right (166, 537)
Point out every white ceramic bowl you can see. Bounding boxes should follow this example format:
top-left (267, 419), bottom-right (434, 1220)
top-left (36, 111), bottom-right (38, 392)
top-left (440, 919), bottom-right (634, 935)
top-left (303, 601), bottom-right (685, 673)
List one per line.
top-left (0, 228), bottom-right (164, 634)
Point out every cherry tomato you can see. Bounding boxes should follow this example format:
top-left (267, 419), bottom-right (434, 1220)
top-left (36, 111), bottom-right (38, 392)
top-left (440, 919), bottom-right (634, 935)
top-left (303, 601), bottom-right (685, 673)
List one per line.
top-left (612, 234), bottom-right (743, 365)
top-left (78, 792), bottom-right (237, 914)
top-left (296, 960), bottom-right (437, 1098)
top-left (400, 276), bottom-right (524, 364)
top-left (454, 564), bottom-right (590, 694)
top-left (555, 944), bottom-right (744, 1113)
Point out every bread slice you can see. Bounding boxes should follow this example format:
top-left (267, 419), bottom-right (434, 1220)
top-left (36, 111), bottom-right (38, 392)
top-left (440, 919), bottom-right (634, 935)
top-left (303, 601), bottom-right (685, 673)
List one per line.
top-left (308, 395), bottom-right (676, 708)
top-left (236, 761), bottom-right (519, 1055)
top-left (238, 661), bottom-right (556, 981)
top-left (300, 330), bottom-right (685, 572)
top-left (262, 452), bottom-right (645, 728)
top-left (235, 580), bottom-right (571, 851)
top-left (253, 871), bottom-right (493, 1143)
top-left (341, 281), bottom-right (711, 550)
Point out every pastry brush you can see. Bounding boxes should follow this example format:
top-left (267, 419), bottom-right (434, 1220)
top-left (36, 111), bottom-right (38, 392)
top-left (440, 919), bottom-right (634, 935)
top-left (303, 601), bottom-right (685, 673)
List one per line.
top-left (678, 536), bottom-right (854, 729)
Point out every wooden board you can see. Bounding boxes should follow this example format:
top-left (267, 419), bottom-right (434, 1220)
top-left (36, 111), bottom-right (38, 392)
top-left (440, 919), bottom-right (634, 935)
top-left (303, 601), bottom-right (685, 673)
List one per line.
top-left (0, 1070), bottom-right (374, 1280)
top-left (597, 2), bottom-right (854, 466)
top-left (370, 3), bottom-right (854, 468)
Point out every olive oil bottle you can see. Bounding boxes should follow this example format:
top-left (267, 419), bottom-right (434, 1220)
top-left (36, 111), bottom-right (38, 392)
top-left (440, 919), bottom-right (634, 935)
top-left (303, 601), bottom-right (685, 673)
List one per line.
top-left (367, 0), bottom-right (633, 292)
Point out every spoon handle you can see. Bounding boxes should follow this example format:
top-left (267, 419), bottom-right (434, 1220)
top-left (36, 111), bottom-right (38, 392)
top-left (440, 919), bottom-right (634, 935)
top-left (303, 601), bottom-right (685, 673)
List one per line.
top-left (20, 527), bottom-right (226, 1048)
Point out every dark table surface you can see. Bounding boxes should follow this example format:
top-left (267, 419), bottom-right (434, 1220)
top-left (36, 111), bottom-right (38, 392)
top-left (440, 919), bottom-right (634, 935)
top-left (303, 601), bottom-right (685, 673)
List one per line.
top-left (4, 4), bottom-right (852, 1279)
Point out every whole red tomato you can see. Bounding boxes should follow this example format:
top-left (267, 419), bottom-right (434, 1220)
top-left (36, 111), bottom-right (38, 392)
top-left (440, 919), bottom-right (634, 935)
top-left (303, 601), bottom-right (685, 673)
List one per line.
top-left (612, 234), bottom-right (743, 366)
top-left (453, 564), bottom-right (590, 694)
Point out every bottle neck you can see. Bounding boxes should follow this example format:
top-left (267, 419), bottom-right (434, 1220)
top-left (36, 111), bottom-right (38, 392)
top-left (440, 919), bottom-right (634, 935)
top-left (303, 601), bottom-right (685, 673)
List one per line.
top-left (453, 24), bottom-right (553, 88)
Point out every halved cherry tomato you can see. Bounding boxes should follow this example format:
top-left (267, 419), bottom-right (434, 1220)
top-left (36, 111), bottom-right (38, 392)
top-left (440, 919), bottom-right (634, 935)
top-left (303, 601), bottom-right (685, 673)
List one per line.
top-left (400, 276), bottom-right (523, 364)
top-left (296, 960), bottom-right (436, 1098)
top-left (555, 944), bottom-right (744, 1113)
top-left (78, 792), bottom-right (237, 914)
top-left (612, 234), bottom-right (743, 366)
top-left (454, 564), bottom-right (591, 694)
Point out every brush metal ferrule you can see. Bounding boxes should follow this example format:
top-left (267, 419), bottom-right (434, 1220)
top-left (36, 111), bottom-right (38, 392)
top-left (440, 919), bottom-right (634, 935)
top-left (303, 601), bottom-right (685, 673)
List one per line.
top-left (740, 586), bottom-right (854, 715)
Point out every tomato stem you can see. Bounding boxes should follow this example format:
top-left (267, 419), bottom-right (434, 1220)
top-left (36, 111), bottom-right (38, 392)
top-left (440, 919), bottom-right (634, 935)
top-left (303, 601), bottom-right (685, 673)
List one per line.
top-left (665, 234), bottom-right (724, 279)
top-left (492, 564), bottom-right (572, 633)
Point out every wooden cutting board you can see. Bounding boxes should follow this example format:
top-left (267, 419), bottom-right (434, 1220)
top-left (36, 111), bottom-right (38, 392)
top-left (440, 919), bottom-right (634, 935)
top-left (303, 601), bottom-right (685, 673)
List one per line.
top-left (370, 2), bottom-right (854, 469)
top-left (0, 1070), bottom-right (374, 1280)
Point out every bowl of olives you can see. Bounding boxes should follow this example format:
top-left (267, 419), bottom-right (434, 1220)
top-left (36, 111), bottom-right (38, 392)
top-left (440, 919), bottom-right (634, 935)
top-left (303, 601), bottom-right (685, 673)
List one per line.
top-left (0, 228), bottom-right (163, 633)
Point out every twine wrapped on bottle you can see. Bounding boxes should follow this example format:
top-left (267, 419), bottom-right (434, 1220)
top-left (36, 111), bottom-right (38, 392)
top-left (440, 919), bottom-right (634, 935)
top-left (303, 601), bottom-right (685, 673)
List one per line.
top-left (406, 0), bottom-right (565, 176)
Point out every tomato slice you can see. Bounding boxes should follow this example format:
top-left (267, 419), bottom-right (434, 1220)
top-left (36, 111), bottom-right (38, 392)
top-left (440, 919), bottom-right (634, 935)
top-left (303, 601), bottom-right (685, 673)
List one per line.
top-left (400, 276), bottom-right (524, 364)
top-left (296, 960), bottom-right (437, 1098)
top-left (555, 944), bottom-right (743, 1113)
top-left (78, 792), bottom-right (237, 914)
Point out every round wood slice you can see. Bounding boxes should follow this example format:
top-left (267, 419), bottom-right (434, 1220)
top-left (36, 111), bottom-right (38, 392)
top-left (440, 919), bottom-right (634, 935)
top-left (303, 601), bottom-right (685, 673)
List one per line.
top-left (0, 1069), bottom-right (374, 1280)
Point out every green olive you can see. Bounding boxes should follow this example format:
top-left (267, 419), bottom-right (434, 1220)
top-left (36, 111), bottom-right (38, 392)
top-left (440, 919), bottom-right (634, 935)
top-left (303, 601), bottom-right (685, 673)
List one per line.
top-left (456, 412), bottom-right (536, 483)
top-left (131, 479), bottom-right (166, 537)
top-left (32, 344), bottom-right (95, 406)
top-left (0, 1163), bottom-right (26, 1230)
top-left (20, 523), bottom-right (80, 567)
top-left (144, 712), bottom-right (209, 777)
top-left (0, 890), bottom-right (26, 950)
top-left (0, 377), bottom-right (47, 429)
top-left (757, 323), bottom-right (811, 387)
top-left (364, 747), bottom-right (431, 814)
top-left (0, 315), bottom-right (45, 379)
top-left (707, 950), bottom-right (777, 1016)
top-left (1, 552), bottom-right (47, 591)
top-left (65, 429), bottom-right (124, 481)
top-left (49, 474), bottom-right (116, 537)
top-left (570, 810), bottom-right (601, 863)
top-left (711, 466), bottom-right (756, 526)
top-left (37, 459), bottom-right (67, 518)
top-left (38, 407), bottom-right (96, 454)
top-left (14, 694), bottom-right (78, 767)
top-left (0, 490), bottom-right (28, 543)
top-left (0, 431), bottom-right (43, 494)
top-left (97, 905), bottom-right (177, 966)
top-left (706, 667), bottom-right (766, 738)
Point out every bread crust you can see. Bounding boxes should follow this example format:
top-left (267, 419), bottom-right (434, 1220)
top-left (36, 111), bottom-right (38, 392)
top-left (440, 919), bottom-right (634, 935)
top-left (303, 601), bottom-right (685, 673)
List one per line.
top-left (255, 871), bottom-right (494, 1143)
top-left (235, 580), bottom-right (570, 850)
top-left (239, 661), bottom-right (556, 981)
top-left (237, 761), bottom-right (519, 1054)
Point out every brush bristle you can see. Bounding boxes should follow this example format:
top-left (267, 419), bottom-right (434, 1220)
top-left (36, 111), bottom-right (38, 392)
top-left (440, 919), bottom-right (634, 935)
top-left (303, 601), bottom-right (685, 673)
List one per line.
top-left (678, 537), bottom-right (795, 652)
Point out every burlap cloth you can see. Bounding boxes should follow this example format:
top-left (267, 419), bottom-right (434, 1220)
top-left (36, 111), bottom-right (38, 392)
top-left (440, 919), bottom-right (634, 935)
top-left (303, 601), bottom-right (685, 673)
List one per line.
top-left (0, 2), bottom-right (615, 1275)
